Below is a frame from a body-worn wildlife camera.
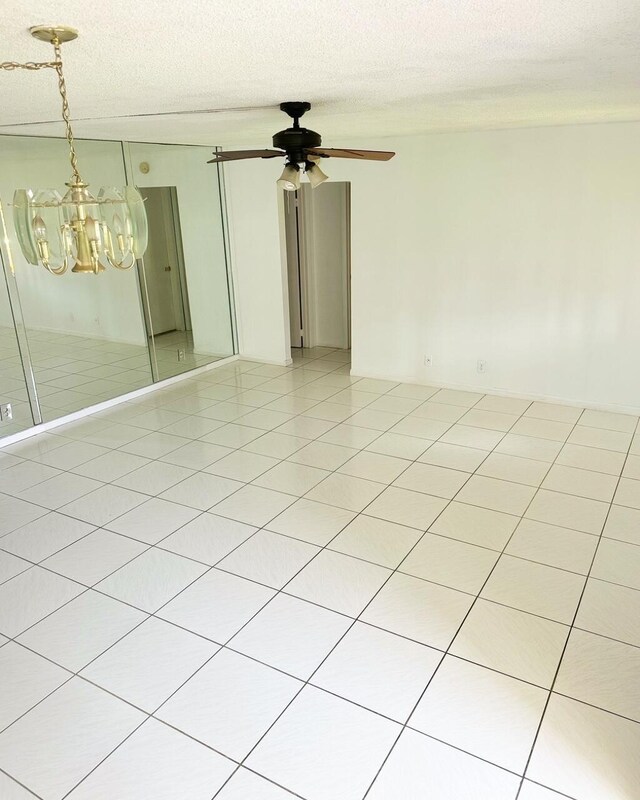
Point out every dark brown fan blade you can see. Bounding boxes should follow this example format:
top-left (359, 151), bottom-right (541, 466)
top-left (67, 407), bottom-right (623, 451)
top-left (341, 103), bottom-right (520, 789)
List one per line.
top-left (207, 149), bottom-right (285, 163)
top-left (306, 148), bottom-right (395, 161)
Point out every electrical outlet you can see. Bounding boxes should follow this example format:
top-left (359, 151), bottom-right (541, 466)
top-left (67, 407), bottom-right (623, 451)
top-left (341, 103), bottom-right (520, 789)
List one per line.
top-left (0, 403), bottom-right (13, 422)
top-left (424, 355), bottom-right (433, 367)
top-left (477, 359), bottom-right (487, 373)
top-left (177, 349), bottom-right (186, 362)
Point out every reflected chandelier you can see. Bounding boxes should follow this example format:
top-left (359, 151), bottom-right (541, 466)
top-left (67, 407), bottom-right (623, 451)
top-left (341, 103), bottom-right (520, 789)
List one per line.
top-left (0, 26), bottom-right (148, 275)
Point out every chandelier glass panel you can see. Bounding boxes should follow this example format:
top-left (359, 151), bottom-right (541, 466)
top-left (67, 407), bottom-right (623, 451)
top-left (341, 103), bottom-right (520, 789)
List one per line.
top-left (1, 26), bottom-right (148, 274)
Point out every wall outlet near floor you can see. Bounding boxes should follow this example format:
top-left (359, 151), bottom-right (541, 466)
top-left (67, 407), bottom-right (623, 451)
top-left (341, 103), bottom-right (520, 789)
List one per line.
top-left (424, 354), bottom-right (433, 367)
top-left (477, 359), bottom-right (488, 373)
top-left (177, 349), bottom-right (186, 361)
top-left (0, 403), bottom-right (13, 422)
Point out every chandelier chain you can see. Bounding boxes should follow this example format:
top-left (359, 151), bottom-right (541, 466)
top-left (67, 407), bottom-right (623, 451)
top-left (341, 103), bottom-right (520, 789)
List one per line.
top-left (52, 39), bottom-right (82, 185)
top-left (0, 60), bottom-right (59, 71)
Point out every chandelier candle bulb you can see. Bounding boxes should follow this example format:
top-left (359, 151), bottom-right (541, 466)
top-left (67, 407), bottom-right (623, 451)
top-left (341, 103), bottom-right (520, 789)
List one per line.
top-left (1, 25), bottom-right (148, 275)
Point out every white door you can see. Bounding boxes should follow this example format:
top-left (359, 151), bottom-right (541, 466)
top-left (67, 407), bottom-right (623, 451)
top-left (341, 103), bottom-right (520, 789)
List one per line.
top-left (140, 187), bottom-right (179, 335)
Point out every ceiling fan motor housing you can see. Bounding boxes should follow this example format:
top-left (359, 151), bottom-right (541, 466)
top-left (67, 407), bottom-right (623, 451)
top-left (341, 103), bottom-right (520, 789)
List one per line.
top-left (273, 126), bottom-right (322, 164)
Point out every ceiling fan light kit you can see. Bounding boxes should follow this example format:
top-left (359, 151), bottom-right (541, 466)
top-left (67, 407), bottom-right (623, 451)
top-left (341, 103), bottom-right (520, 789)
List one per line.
top-left (1, 25), bottom-right (148, 275)
top-left (208, 101), bottom-right (395, 190)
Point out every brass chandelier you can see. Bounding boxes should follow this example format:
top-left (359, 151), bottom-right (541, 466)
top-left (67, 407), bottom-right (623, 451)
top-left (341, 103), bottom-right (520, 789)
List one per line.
top-left (0, 26), bottom-right (148, 275)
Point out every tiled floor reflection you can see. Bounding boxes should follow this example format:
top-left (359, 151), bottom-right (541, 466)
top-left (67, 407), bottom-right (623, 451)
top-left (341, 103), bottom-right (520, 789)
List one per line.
top-left (0, 327), bottom-right (226, 432)
top-left (0, 345), bottom-right (639, 799)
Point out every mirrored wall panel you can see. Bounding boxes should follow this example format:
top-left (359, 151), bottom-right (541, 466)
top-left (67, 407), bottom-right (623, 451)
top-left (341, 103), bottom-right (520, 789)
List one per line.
top-left (126, 142), bottom-right (235, 381)
top-left (0, 134), bottom-right (235, 440)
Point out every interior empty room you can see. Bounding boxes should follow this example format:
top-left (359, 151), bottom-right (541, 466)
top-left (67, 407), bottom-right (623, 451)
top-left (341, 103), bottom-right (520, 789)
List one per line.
top-left (0, 3), bottom-right (639, 799)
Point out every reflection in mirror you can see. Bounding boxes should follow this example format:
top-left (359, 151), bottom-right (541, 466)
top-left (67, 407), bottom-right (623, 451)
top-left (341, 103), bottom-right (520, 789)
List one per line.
top-left (128, 143), bottom-right (235, 382)
top-left (0, 135), bottom-right (154, 423)
top-left (0, 233), bottom-right (35, 437)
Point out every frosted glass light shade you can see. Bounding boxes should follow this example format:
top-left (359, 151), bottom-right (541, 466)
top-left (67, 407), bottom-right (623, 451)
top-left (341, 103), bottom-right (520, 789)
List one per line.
top-left (12, 184), bottom-right (148, 275)
top-left (306, 161), bottom-right (329, 188)
top-left (277, 164), bottom-right (301, 192)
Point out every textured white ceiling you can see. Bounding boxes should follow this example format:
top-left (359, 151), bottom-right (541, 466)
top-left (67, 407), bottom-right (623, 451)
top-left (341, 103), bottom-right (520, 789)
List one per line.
top-left (0, 0), bottom-right (639, 146)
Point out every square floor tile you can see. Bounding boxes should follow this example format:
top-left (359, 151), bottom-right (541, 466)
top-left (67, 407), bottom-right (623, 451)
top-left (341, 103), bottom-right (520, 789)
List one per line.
top-left (329, 514), bottom-right (423, 568)
top-left (524, 401), bottom-right (582, 424)
top-left (518, 782), bottom-right (569, 799)
top-left (412, 401), bottom-right (466, 423)
top-left (0, 771), bottom-right (40, 798)
top-left (285, 549), bottom-right (390, 616)
top-left (416, 443), bottom-right (484, 474)
top-left (591, 537), bottom-right (640, 590)
top-left (0, 496), bottom-right (47, 536)
top-left (459, 408), bottom-right (519, 432)
top-left (400, 532), bottom-right (498, 593)
top-left (367, 727), bottom-right (521, 800)
top-left (527, 694), bottom-right (640, 800)
top-left (160, 440), bottom-right (232, 470)
top-left (43, 530), bottom-right (147, 586)
top-left (0, 678), bottom-right (144, 800)
top-left (288, 441), bottom-right (358, 470)
top-left (159, 568), bottom-right (275, 642)
top-left (430, 501), bottom-right (518, 551)
top-left (105, 498), bottom-right (200, 544)
top-left (361, 571), bottom-right (473, 649)
top-left (450, 599), bottom-right (569, 687)
top-left (366, 487), bottom-right (448, 529)
top-left (391, 416), bottom-right (451, 440)
top-left (365, 431), bottom-right (430, 461)
top-left (614, 477), bottom-right (640, 510)
top-left (66, 718), bottom-right (234, 800)
top-left (525, 489), bottom-right (609, 535)
top-left (266, 498), bottom-right (357, 546)
top-left (0, 642), bottom-right (70, 731)
top-left (120, 431), bottom-right (191, 458)
top-left (0, 461), bottom-right (61, 493)
top-left (112, 461), bottom-right (194, 496)
top-left (247, 685), bottom-right (400, 800)
top-left (575, 578), bottom-right (640, 647)
top-left (207, 450), bottom-right (280, 482)
top-left (555, 628), bottom-right (640, 722)
top-left (505, 519), bottom-right (598, 574)
top-left (157, 649), bottom-right (301, 761)
top-left (82, 617), bottom-right (218, 712)
top-left (338, 451), bottom-right (411, 485)
top-left (61, 485), bottom-right (148, 527)
top-left (213, 485), bottom-right (295, 526)
top-left (215, 768), bottom-right (298, 799)
top-left (557, 443), bottom-right (625, 476)
top-left (218, 530), bottom-right (318, 588)
top-left (478, 453), bottom-right (550, 487)
top-left (510, 417), bottom-right (572, 442)
top-left (18, 590), bottom-right (146, 672)
top-left (0, 567), bottom-right (84, 638)
top-left (18, 473), bottom-right (103, 511)
top-left (243, 431), bottom-right (310, 459)
top-left (495, 434), bottom-right (563, 462)
top-left (160, 513), bottom-right (257, 565)
top-left (439, 424), bottom-right (504, 450)
top-left (0, 513), bottom-right (95, 563)
top-left (481, 555), bottom-right (585, 623)
top-left (97, 548), bottom-right (207, 612)
top-left (580, 409), bottom-right (637, 433)
top-left (542, 464), bottom-right (617, 502)
top-left (305, 473), bottom-right (384, 512)
top-left (603, 504), bottom-right (640, 545)
top-left (456, 475), bottom-right (536, 516)
top-left (567, 425), bottom-right (632, 453)
top-left (410, 655), bottom-right (547, 772)
top-left (160, 473), bottom-right (243, 512)
top-left (319, 423), bottom-right (381, 449)
top-left (253, 461), bottom-right (330, 496)
top-left (313, 622), bottom-right (442, 721)
top-left (230, 593), bottom-right (351, 679)
top-left (0, 551), bottom-right (31, 585)
top-left (393, 462), bottom-right (469, 499)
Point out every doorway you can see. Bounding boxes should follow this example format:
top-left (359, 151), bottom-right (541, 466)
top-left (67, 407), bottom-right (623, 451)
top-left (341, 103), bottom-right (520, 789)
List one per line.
top-left (139, 186), bottom-right (191, 339)
top-left (284, 182), bottom-right (351, 352)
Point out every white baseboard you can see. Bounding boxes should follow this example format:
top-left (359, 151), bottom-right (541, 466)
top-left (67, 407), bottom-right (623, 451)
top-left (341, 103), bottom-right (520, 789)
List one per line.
top-left (0, 354), bottom-right (240, 447)
top-left (349, 366), bottom-right (640, 417)
top-left (240, 354), bottom-right (293, 367)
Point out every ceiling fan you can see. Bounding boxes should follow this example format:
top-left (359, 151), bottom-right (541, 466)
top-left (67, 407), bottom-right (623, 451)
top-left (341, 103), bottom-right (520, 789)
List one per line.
top-left (207, 101), bottom-right (395, 190)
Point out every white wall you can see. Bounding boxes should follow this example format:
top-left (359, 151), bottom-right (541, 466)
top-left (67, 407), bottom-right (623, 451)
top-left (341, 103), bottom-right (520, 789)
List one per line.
top-left (0, 136), bottom-right (147, 344)
top-left (125, 143), bottom-right (234, 357)
top-left (225, 158), bottom-right (291, 364)
top-left (226, 121), bottom-right (640, 412)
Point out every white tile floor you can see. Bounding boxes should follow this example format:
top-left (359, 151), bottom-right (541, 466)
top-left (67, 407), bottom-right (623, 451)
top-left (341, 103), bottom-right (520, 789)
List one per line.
top-left (0, 346), bottom-right (639, 799)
